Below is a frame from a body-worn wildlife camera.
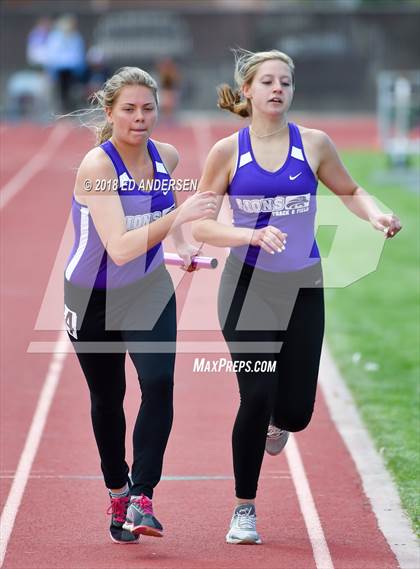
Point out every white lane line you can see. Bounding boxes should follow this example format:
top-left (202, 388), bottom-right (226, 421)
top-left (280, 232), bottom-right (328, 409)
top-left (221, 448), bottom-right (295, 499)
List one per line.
top-left (320, 343), bottom-right (420, 569)
top-left (0, 330), bottom-right (68, 568)
top-left (285, 435), bottom-right (335, 569)
top-left (1, 123), bottom-right (71, 565)
top-left (0, 123), bottom-right (70, 211)
top-left (0, 474), bottom-right (291, 481)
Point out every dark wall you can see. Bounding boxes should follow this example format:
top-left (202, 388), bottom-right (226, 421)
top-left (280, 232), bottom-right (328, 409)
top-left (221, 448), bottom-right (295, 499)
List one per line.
top-left (1, 1), bottom-right (419, 112)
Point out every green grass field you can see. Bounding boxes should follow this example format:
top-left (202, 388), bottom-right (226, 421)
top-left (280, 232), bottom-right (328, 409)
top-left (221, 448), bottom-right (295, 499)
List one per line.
top-left (317, 150), bottom-right (420, 536)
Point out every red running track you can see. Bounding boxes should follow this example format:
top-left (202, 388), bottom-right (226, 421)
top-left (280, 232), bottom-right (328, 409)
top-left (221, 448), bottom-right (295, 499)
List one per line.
top-left (0, 119), bottom-right (399, 569)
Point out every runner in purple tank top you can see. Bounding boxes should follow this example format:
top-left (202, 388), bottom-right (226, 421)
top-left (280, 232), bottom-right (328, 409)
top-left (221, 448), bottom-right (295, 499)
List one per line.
top-left (193, 49), bottom-right (402, 545)
top-left (64, 67), bottom-right (216, 544)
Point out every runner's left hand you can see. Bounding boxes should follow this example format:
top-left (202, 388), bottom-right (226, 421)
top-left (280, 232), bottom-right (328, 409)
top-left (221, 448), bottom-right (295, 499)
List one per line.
top-left (370, 213), bottom-right (402, 239)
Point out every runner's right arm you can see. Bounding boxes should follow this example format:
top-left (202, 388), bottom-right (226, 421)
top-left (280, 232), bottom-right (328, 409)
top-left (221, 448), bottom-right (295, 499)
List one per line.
top-left (192, 138), bottom-right (286, 254)
top-left (76, 148), bottom-right (217, 266)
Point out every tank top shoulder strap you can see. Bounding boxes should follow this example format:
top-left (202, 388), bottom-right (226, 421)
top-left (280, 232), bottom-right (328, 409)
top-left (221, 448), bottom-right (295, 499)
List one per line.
top-left (100, 140), bottom-right (126, 177)
top-left (288, 122), bottom-right (310, 164)
top-left (288, 122), bottom-right (302, 147)
top-left (233, 127), bottom-right (253, 173)
top-left (147, 138), bottom-right (160, 160)
top-left (148, 139), bottom-right (169, 176)
top-left (239, 126), bottom-right (251, 154)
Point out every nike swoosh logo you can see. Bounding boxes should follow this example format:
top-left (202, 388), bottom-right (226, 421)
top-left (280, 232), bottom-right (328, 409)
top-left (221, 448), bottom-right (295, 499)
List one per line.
top-left (289, 172), bottom-right (302, 181)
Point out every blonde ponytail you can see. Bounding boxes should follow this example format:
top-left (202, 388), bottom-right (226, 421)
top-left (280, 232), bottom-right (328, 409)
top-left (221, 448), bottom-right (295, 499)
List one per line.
top-left (217, 84), bottom-right (250, 117)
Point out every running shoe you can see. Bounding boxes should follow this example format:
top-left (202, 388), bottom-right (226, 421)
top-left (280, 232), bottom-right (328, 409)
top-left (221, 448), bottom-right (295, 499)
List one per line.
top-left (107, 493), bottom-right (140, 544)
top-left (123, 495), bottom-right (163, 537)
top-left (226, 503), bottom-right (262, 544)
top-left (265, 425), bottom-right (289, 456)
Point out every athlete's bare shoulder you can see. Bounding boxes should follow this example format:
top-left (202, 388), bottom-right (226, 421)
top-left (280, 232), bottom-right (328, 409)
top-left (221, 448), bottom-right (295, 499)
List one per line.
top-left (205, 133), bottom-right (237, 171)
top-left (295, 125), bottom-right (334, 175)
top-left (204, 134), bottom-right (237, 182)
top-left (297, 125), bottom-right (330, 146)
top-left (75, 145), bottom-right (117, 202)
top-left (197, 132), bottom-right (237, 193)
top-left (78, 146), bottom-right (116, 176)
top-left (213, 133), bottom-right (237, 156)
top-left (297, 126), bottom-right (336, 158)
top-left (152, 140), bottom-right (179, 173)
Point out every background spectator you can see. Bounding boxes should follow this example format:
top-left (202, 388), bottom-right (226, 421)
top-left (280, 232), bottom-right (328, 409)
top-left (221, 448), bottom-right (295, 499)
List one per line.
top-left (45, 14), bottom-right (86, 112)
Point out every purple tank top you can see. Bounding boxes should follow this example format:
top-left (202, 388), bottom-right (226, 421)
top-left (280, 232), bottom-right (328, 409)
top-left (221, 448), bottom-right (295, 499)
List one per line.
top-left (228, 123), bottom-right (320, 272)
top-left (65, 139), bottom-right (175, 289)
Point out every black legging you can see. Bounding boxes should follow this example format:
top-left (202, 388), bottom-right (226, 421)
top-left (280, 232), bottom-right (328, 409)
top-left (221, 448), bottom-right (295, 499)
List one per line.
top-left (64, 265), bottom-right (176, 498)
top-left (218, 254), bottom-right (325, 500)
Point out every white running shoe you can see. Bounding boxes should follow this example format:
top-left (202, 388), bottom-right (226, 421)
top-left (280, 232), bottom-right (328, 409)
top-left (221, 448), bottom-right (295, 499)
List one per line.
top-left (226, 504), bottom-right (262, 544)
top-left (265, 425), bottom-right (289, 456)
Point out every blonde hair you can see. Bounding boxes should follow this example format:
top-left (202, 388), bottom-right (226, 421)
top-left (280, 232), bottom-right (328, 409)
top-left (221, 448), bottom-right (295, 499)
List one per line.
top-left (90, 66), bottom-right (159, 145)
top-left (217, 48), bottom-right (294, 118)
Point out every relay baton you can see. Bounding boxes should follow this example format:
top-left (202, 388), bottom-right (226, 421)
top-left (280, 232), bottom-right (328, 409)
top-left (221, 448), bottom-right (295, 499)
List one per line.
top-left (164, 252), bottom-right (218, 269)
